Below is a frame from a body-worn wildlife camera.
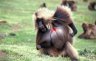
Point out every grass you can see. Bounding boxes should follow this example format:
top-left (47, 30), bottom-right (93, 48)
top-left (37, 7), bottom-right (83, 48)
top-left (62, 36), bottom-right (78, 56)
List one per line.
top-left (0, 0), bottom-right (96, 61)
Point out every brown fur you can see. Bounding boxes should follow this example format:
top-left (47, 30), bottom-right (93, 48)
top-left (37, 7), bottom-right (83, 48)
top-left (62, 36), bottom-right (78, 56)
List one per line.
top-left (78, 22), bottom-right (96, 39)
top-left (33, 7), bottom-right (55, 30)
top-left (61, 0), bottom-right (77, 11)
top-left (54, 6), bottom-right (73, 24)
top-left (34, 5), bottom-right (78, 61)
top-left (88, 2), bottom-right (96, 11)
top-left (64, 42), bottom-right (78, 60)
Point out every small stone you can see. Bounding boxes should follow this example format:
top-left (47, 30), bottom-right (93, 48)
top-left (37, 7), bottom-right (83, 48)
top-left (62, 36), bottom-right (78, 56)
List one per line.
top-left (0, 20), bottom-right (7, 24)
top-left (9, 33), bottom-right (16, 36)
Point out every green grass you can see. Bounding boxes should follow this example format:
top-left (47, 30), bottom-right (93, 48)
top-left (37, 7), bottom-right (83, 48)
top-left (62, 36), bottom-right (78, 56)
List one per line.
top-left (0, 0), bottom-right (96, 61)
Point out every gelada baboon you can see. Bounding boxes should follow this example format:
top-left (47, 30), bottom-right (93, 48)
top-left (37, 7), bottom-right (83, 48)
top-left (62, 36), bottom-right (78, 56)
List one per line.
top-left (78, 22), bottom-right (96, 39)
top-left (61, 0), bottom-right (77, 11)
top-left (88, 1), bottom-right (96, 11)
top-left (33, 3), bottom-right (78, 61)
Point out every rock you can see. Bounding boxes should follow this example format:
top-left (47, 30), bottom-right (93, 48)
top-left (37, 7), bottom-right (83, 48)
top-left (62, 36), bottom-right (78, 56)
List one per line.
top-left (0, 33), bottom-right (6, 39)
top-left (9, 33), bottom-right (16, 36)
top-left (0, 20), bottom-right (7, 25)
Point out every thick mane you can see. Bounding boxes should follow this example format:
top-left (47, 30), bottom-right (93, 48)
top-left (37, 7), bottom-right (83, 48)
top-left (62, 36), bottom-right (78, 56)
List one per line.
top-left (54, 5), bottom-right (73, 24)
top-left (32, 7), bottom-right (54, 29)
top-left (33, 5), bottom-right (73, 29)
top-left (36, 8), bottom-right (54, 20)
top-left (56, 5), bottom-right (72, 18)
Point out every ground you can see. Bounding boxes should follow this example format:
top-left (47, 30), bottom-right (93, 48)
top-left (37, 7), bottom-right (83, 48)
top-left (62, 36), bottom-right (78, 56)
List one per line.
top-left (0, 0), bottom-right (96, 61)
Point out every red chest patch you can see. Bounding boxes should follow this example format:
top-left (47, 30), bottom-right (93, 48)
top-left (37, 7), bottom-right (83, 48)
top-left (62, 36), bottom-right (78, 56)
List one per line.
top-left (51, 28), bottom-right (57, 32)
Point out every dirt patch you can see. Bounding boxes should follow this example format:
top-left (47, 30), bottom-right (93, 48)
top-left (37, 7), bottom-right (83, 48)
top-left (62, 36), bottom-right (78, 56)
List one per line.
top-left (0, 51), bottom-right (7, 61)
top-left (11, 23), bottom-right (21, 32)
top-left (0, 20), bottom-right (7, 25)
top-left (0, 33), bottom-right (6, 40)
top-left (0, 51), bottom-right (6, 57)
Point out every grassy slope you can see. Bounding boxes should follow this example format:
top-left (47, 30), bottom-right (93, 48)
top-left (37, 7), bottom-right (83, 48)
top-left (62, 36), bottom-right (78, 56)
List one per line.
top-left (0, 0), bottom-right (96, 61)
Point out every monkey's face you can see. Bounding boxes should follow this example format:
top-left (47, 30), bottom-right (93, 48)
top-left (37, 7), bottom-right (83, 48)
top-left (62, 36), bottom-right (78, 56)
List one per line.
top-left (82, 23), bottom-right (88, 32)
top-left (36, 18), bottom-right (47, 32)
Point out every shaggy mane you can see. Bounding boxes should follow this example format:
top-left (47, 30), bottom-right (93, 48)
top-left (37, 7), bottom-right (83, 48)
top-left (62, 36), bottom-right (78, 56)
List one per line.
top-left (32, 7), bottom-right (54, 29)
top-left (33, 5), bottom-right (73, 29)
top-left (54, 5), bottom-right (73, 24)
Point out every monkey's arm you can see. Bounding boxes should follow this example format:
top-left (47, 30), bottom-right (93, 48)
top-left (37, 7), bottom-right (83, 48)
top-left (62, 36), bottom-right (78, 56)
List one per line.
top-left (69, 23), bottom-right (77, 37)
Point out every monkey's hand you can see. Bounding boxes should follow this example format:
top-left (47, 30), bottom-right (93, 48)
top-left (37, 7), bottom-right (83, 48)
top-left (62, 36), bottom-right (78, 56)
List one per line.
top-left (36, 45), bottom-right (42, 50)
top-left (70, 33), bottom-right (74, 37)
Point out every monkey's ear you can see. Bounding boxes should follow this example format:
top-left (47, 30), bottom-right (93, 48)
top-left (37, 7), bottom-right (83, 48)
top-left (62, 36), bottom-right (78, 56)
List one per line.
top-left (40, 3), bottom-right (47, 8)
top-left (32, 13), bottom-right (38, 30)
top-left (82, 23), bottom-right (88, 32)
top-left (82, 23), bottom-right (87, 27)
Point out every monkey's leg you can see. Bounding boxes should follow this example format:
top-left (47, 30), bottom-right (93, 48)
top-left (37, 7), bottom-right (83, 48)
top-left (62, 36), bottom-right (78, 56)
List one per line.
top-left (60, 50), bottom-right (66, 57)
top-left (65, 42), bottom-right (79, 61)
top-left (47, 47), bottom-right (59, 57)
top-left (39, 48), bottom-right (49, 55)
